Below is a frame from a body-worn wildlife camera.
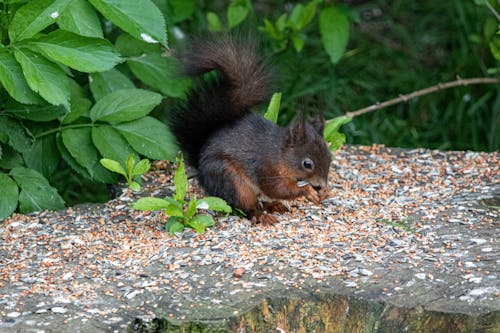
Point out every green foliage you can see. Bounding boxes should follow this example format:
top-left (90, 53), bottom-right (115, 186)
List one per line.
top-left (132, 155), bottom-right (231, 235)
top-left (100, 153), bottom-right (150, 191)
top-left (0, 0), bottom-right (186, 220)
top-left (264, 92), bottom-right (282, 123)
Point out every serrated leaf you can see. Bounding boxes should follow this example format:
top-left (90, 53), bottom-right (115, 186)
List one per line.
top-left (56, 132), bottom-right (92, 178)
top-left (4, 100), bottom-right (65, 121)
top-left (92, 126), bottom-right (136, 166)
top-left (196, 197), bottom-right (232, 214)
top-left (0, 49), bottom-right (42, 104)
top-left (114, 117), bottom-right (177, 161)
top-left (127, 53), bottom-right (191, 98)
top-left (100, 158), bottom-right (127, 176)
top-left (0, 144), bottom-right (24, 169)
top-left (57, 0), bottom-right (103, 38)
top-left (114, 33), bottom-right (159, 58)
top-left (90, 89), bottom-right (162, 123)
top-left (9, 167), bottom-right (64, 213)
top-left (14, 49), bottom-right (70, 110)
top-left (24, 30), bottom-right (121, 72)
top-left (89, 69), bottom-right (135, 101)
top-left (8, 0), bottom-right (73, 42)
top-left (0, 117), bottom-right (34, 153)
top-left (89, 0), bottom-right (168, 47)
top-left (22, 135), bottom-right (60, 178)
top-left (319, 6), bottom-right (349, 64)
top-left (61, 127), bottom-right (116, 182)
top-left (132, 159), bottom-right (151, 176)
top-left (125, 153), bottom-right (136, 175)
top-left (0, 173), bottom-right (19, 220)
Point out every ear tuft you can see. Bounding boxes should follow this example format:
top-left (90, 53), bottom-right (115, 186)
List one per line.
top-left (310, 114), bottom-right (325, 135)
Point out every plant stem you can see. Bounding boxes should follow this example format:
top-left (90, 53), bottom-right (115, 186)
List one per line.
top-left (344, 77), bottom-right (500, 119)
top-left (35, 123), bottom-right (98, 138)
top-left (486, 0), bottom-right (500, 21)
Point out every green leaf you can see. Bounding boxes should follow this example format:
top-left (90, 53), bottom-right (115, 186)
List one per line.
top-left (290, 0), bottom-right (318, 31)
top-left (0, 117), bottom-right (34, 153)
top-left (319, 6), bottom-right (349, 64)
top-left (326, 132), bottom-right (346, 151)
top-left (90, 89), bottom-right (162, 123)
top-left (192, 214), bottom-right (215, 227)
top-left (323, 116), bottom-right (352, 140)
top-left (227, 0), bottom-right (251, 28)
top-left (127, 53), bottom-right (191, 98)
top-left (0, 144), bottom-right (24, 170)
top-left (264, 92), bottom-right (281, 123)
top-left (24, 30), bottom-right (121, 72)
top-left (0, 173), bottom-right (19, 220)
top-left (61, 127), bottom-right (116, 182)
top-left (165, 202), bottom-right (184, 217)
top-left (188, 214), bottom-right (214, 233)
top-left (56, 132), bottom-right (92, 178)
top-left (114, 117), bottom-right (178, 161)
top-left (207, 12), bottom-right (223, 32)
top-left (63, 81), bottom-right (92, 124)
top-left (129, 181), bottom-right (141, 191)
top-left (167, 0), bottom-right (196, 23)
top-left (489, 34), bottom-right (500, 60)
top-left (8, 0), bottom-right (73, 42)
top-left (92, 126), bottom-right (136, 167)
top-left (132, 159), bottom-right (151, 176)
top-left (4, 101), bottom-right (65, 121)
top-left (57, 0), bottom-right (103, 38)
top-left (291, 35), bottom-right (305, 52)
top-left (165, 216), bottom-right (185, 235)
top-left (100, 158), bottom-right (127, 176)
top-left (173, 154), bottom-right (188, 203)
top-left (132, 197), bottom-right (171, 210)
top-left (14, 49), bottom-right (70, 110)
top-left (114, 33), bottom-right (159, 57)
top-left (89, 0), bottom-right (168, 47)
top-left (22, 135), bottom-right (60, 178)
top-left (0, 49), bottom-right (42, 104)
top-left (125, 153), bottom-right (136, 175)
top-left (9, 167), bottom-right (64, 213)
top-left (186, 197), bottom-right (197, 219)
top-left (196, 197), bottom-right (232, 214)
top-left (89, 69), bottom-right (135, 101)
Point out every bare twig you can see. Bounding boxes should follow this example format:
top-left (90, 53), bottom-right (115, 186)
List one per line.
top-left (343, 77), bottom-right (500, 119)
top-left (486, 0), bottom-right (500, 21)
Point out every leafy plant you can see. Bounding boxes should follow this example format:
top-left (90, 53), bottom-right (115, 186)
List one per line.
top-left (100, 153), bottom-right (150, 192)
top-left (132, 154), bottom-right (232, 235)
top-left (0, 0), bottom-right (189, 220)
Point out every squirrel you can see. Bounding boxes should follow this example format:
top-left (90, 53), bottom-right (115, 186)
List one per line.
top-left (169, 35), bottom-right (332, 225)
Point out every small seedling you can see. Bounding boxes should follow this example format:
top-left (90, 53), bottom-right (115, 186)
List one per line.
top-left (100, 153), bottom-right (151, 191)
top-left (377, 218), bottom-right (415, 232)
top-left (132, 154), bottom-right (232, 235)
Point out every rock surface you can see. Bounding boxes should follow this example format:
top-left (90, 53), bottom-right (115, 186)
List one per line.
top-left (0, 145), bottom-right (499, 332)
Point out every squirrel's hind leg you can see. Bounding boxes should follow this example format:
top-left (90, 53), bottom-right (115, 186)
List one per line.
top-left (198, 158), bottom-right (278, 226)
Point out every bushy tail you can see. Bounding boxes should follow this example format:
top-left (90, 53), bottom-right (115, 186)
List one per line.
top-left (169, 35), bottom-right (271, 167)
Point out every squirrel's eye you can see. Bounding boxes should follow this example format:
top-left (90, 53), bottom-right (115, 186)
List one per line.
top-left (302, 158), bottom-right (314, 170)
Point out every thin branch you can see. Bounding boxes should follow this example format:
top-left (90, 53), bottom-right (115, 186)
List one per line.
top-left (486, 0), bottom-right (500, 21)
top-left (344, 77), bottom-right (500, 119)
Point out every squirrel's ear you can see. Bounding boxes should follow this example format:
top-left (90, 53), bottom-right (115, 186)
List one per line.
top-left (286, 111), bottom-right (306, 145)
top-left (310, 113), bottom-right (325, 135)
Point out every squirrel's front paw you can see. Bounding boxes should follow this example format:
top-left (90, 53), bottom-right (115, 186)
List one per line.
top-left (303, 185), bottom-right (320, 204)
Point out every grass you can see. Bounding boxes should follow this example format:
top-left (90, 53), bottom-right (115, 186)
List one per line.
top-left (263, 0), bottom-right (499, 152)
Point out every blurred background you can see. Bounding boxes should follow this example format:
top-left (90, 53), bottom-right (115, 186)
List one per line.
top-left (164, 0), bottom-right (499, 152)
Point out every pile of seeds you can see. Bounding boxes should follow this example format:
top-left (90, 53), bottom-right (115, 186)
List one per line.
top-left (0, 145), bottom-right (498, 327)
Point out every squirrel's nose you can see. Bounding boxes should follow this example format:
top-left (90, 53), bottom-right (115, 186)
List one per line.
top-left (310, 177), bottom-right (327, 190)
